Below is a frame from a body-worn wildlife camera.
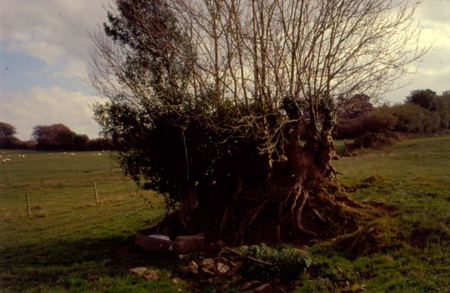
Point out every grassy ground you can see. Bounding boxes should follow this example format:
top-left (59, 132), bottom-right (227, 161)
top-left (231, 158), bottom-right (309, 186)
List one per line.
top-left (300, 135), bottom-right (450, 292)
top-left (1, 135), bottom-right (450, 292)
top-left (0, 150), bottom-right (180, 292)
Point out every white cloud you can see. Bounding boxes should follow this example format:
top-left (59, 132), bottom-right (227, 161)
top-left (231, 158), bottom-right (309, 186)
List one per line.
top-left (51, 60), bottom-right (89, 79)
top-left (8, 41), bottom-right (67, 65)
top-left (0, 86), bottom-right (101, 141)
top-left (0, 0), bottom-right (110, 77)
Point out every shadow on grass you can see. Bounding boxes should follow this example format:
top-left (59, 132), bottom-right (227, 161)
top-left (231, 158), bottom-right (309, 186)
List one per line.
top-left (0, 235), bottom-right (182, 292)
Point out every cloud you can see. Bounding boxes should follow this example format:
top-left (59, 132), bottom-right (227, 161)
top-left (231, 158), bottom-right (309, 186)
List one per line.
top-left (51, 60), bottom-right (89, 79)
top-left (0, 86), bottom-right (101, 141)
top-left (0, 0), bottom-right (109, 78)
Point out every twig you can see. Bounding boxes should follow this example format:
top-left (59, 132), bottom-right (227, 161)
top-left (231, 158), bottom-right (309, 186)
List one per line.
top-left (249, 198), bottom-right (271, 225)
top-left (224, 247), bottom-right (274, 266)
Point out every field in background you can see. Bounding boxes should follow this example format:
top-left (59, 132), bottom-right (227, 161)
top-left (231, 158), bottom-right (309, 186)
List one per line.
top-left (1, 136), bottom-right (450, 292)
top-left (0, 150), bottom-right (177, 292)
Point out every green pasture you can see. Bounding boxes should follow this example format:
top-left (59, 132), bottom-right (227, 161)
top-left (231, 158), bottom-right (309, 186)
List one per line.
top-left (1, 135), bottom-right (450, 292)
top-left (0, 150), bottom-right (176, 292)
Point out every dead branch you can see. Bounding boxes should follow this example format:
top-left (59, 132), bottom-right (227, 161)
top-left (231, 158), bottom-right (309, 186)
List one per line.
top-left (224, 247), bottom-right (274, 266)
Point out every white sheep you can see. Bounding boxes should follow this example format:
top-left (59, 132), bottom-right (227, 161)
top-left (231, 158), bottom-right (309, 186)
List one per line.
top-left (70, 153), bottom-right (75, 157)
top-left (5, 158), bottom-right (11, 162)
top-left (63, 152), bottom-right (66, 155)
top-left (2, 160), bottom-right (5, 163)
top-left (97, 153), bottom-right (102, 156)
top-left (22, 155), bottom-right (25, 158)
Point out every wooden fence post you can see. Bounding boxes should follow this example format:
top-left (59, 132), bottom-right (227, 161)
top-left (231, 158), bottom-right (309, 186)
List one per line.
top-left (93, 181), bottom-right (99, 204)
top-left (26, 192), bottom-right (31, 217)
top-left (344, 140), bottom-right (348, 156)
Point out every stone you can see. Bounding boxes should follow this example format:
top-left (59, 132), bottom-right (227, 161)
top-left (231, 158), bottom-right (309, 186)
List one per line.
top-left (130, 267), bottom-right (147, 276)
top-left (201, 258), bottom-right (215, 270)
top-left (230, 274), bottom-right (242, 284)
top-left (135, 233), bottom-right (174, 251)
top-left (136, 233), bottom-right (205, 253)
top-left (238, 280), bottom-right (261, 291)
top-left (216, 262), bottom-right (230, 274)
top-left (254, 283), bottom-right (273, 293)
top-left (200, 276), bottom-right (220, 285)
top-left (173, 235), bottom-right (205, 253)
top-left (227, 261), bottom-right (244, 276)
top-left (143, 270), bottom-right (159, 281)
top-left (171, 277), bottom-right (182, 284)
top-left (186, 261), bottom-right (199, 274)
top-left (199, 267), bottom-right (216, 279)
top-left (215, 256), bottom-right (232, 267)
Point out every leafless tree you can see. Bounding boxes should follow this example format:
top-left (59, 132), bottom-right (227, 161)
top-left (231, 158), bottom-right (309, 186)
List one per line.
top-left (167, 0), bottom-right (426, 233)
top-left (90, 0), bottom-right (426, 239)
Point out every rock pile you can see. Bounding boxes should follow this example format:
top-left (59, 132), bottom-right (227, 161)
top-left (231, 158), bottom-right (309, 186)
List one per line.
top-left (173, 250), bottom-right (288, 293)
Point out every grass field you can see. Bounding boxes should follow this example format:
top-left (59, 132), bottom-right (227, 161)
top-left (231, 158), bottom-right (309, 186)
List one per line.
top-left (1, 136), bottom-right (450, 292)
top-left (0, 150), bottom-right (176, 292)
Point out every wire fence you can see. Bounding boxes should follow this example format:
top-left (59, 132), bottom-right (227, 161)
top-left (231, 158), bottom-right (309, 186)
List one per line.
top-left (1, 168), bottom-right (125, 184)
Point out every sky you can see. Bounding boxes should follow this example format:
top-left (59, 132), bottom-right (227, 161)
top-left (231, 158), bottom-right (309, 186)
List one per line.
top-left (1, 0), bottom-right (450, 141)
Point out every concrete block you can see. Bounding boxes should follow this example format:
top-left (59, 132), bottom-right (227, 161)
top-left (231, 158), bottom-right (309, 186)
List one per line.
top-left (135, 234), bottom-right (174, 251)
top-left (173, 235), bottom-right (205, 253)
top-left (135, 234), bottom-right (205, 253)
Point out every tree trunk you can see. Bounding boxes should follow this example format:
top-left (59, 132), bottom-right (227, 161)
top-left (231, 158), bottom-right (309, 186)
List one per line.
top-left (284, 125), bottom-right (338, 236)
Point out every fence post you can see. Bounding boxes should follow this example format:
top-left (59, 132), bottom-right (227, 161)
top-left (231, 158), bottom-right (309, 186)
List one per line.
top-left (93, 181), bottom-right (99, 204)
top-left (26, 192), bottom-right (31, 217)
top-left (344, 140), bottom-right (348, 156)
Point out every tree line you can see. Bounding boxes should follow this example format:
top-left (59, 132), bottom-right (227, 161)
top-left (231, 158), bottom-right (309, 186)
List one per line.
top-left (0, 123), bottom-right (113, 151)
top-left (337, 89), bottom-right (450, 148)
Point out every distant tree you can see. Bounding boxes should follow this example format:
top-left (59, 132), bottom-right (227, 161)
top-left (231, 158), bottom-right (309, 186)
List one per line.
top-left (338, 94), bottom-right (374, 119)
top-left (362, 110), bottom-right (398, 133)
top-left (0, 136), bottom-right (20, 149)
top-left (54, 129), bottom-right (77, 149)
top-left (74, 134), bottom-right (89, 150)
top-left (0, 122), bottom-right (17, 137)
top-left (406, 89), bottom-right (438, 111)
top-left (32, 124), bottom-right (71, 142)
top-left (85, 138), bottom-right (114, 151)
top-left (406, 90), bottom-right (449, 129)
top-left (443, 91), bottom-right (450, 128)
top-left (390, 103), bottom-right (426, 134)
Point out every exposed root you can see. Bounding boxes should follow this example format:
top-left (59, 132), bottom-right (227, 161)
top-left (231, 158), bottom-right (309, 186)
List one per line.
top-left (295, 190), bottom-right (318, 237)
top-left (290, 184), bottom-right (302, 219)
top-left (313, 208), bottom-right (327, 223)
top-left (336, 194), bottom-right (364, 208)
top-left (249, 198), bottom-right (272, 226)
top-left (321, 187), bottom-right (335, 201)
top-left (219, 179), bottom-right (243, 236)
